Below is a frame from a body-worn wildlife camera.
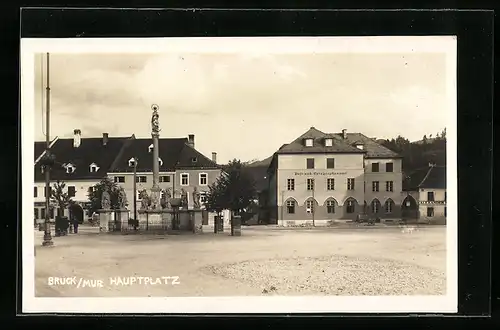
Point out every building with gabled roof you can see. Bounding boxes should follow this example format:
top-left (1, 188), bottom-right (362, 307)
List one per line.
top-left (33, 130), bottom-right (132, 224)
top-left (267, 127), bottom-right (405, 226)
top-left (107, 133), bottom-right (222, 216)
top-left (402, 164), bottom-right (447, 223)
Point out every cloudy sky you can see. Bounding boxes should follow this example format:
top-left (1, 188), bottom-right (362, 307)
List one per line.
top-left (33, 51), bottom-right (448, 164)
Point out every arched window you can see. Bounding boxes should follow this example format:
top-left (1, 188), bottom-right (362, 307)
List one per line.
top-left (371, 199), bottom-right (381, 213)
top-left (385, 199), bottom-right (395, 213)
top-left (325, 198), bottom-right (338, 214)
top-left (345, 198), bottom-right (357, 214)
top-left (286, 200), bottom-right (295, 214)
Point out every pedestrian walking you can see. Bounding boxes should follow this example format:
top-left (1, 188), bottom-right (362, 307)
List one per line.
top-left (73, 216), bottom-right (79, 233)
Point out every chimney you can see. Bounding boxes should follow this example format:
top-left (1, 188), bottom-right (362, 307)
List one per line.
top-left (102, 133), bottom-right (109, 146)
top-left (342, 129), bottom-right (347, 139)
top-left (211, 152), bottom-right (217, 164)
top-left (188, 134), bottom-right (195, 149)
top-left (73, 129), bottom-right (81, 148)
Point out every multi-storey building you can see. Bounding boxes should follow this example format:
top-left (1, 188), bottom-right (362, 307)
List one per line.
top-left (34, 130), bottom-right (222, 225)
top-left (34, 130), bottom-right (130, 224)
top-left (404, 164), bottom-right (446, 223)
top-left (107, 134), bottom-right (222, 215)
top-left (267, 127), bottom-right (404, 226)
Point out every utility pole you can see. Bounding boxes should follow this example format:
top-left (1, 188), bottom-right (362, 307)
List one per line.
top-left (42, 52), bottom-right (53, 246)
top-left (132, 157), bottom-right (138, 225)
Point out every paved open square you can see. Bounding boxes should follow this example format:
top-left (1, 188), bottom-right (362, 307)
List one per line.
top-left (34, 225), bottom-right (447, 297)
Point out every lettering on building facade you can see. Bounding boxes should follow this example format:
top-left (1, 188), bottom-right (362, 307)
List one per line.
top-left (293, 171), bottom-right (348, 176)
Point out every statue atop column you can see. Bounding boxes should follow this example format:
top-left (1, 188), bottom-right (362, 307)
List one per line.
top-left (180, 188), bottom-right (188, 208)
top-left (151, 104), bottom-right (160, 134)
top-left (117, 186), bottom-right (128, 209)
top-left (160, 188), bottom-right (171, 209)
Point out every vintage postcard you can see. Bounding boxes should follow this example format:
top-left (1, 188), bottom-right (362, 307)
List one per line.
top-left (21, 36), bottom-right (457, 313)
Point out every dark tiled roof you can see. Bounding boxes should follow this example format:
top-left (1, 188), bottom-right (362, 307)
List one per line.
top-left (405, 166), bottom-right (446, 190)
top-left (278, 127), bottom-right (365, 155)
top-left (329, 132), bottom-right (402, 158)
top-left (34, 141), bottom-right (46, 161)
top-left (175, 144), bottom-right (219, 170)
top-left (34, 137), bottom-right (130, 182)
top-left (109, 137), bottom-right (219, 173)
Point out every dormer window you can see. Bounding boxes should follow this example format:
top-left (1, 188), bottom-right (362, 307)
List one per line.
top-left (304, 138), bottom-right (313, 147)
top-left (158, 157), bottom-right (163, 166)
top-left (65, 163), bottom-right (75, 174)
top-left (356, 144), bottom-right (364, 150)
top-left (89, 162), bottom-right (100, 173)
top-left (191, 157), bottom-right (197, 163)
top-left (324, 138), bottom-right (333, 147)
top-left (148, 144), bottom-right (153, 153)
top-left (128, 157), bottom-right (137, 167)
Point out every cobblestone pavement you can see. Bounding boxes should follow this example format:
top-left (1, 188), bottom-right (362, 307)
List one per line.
top-left (33, 225), bottom-right (447, 297)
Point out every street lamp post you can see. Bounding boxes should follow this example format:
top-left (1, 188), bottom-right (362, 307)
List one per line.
top-left (42, 52), bottom-right (53, 247)
top-left (131, 157), bottom-right (138, 228)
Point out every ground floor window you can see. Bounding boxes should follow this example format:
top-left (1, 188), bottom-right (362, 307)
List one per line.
top-left (41, 208), bottom-right (46, 219)
top-left (306, 200), bottom-right (315, 214)
top-left (49, 208), bottom-right (54, 219)
top-left (286, 200), bottom-right (295, 214)
top-left (371, 200), bottom-right (380, 213)
top-left (34, 208), bottom-right (39, 219)
top-left (444, 207), bottom-right (447, 217)
top-left (385, 200), bottom-right (394, 213)
top-left (326, 200), bottom-right (336, 213)
top-left (346, 200), bottom-right (355, 213)
top-left (427, 207), bottom-right (434, 217)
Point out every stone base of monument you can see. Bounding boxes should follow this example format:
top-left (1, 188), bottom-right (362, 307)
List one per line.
top-left (138, 210), bottom-right (165, 231)
top-left (231, 215), bottom-right (242, 236)
top-left (98, 209), bottom-right (112, 233)
top-left (191, 210), bottom-right (203, 234)
top-left (161, 211), bottom-right (173, 230)
top-left (115, 209), bottom-right (129, 232)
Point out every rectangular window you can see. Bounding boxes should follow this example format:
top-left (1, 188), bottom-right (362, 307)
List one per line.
top-left (385, 201), bottom-right (393, 213)
top-left (286, 200), bottom-right (295, 214)
top-left (427, 207), bottom-right (434, 217)
top-left (287, 179), bottom-right (295, 191)
top-left (136, 176), bottom-right (147, 183)
top-left (34, 187), bottom-right (38, 197)
top-left (327, 178), bottom-right (335, 190)
top-left (41, 208), bottom-right (46, 219)
top-left (88, 186), bottom-right (94, 194)
top-left (326, 158), bottom-right (335, 169)
top-left (444, 207), bottom-right (447, 217)
top-left (305, 139), bottom-right (313, 147)
top-left (386, 181), bottom-right (394, 192)
top-left (202, 211), bottom-right (209, 225)
top-left (326, 200), bottom-right (336, 214)
top-left (159, 176), bottom-right (171, 183)
top-left (114, 176), bottom-right (125, 183)
top-left (199, 173), bottom-right (208, 186)
top-left (372, 181), bottom-right (379, 192)
top-left (199, 192), bottom-right (207, 204)
top-left (372, 163), bottom-right (380, 172)
top-left (306, 178), bottom-right (315, 191)
top-left (347, 178), bottom-right (355, 190)
top-left (306, 200), bottom-right (314, 214)
top-left (45, 186), bottom-right (52, 197)
top-left (67, 186), bottom-right (76, 197)
top-left (444, 191), bottom-right (447, 201)
top-left (385, 162), bottom-right (394, 172)
top-left (427, 191), bottom-right (435, 202)
top-left (34, 208), bottom-right (39, 219)
top-left (49, 208), bottom-right (54, 219)
top-left (306, 158), bottom-right (315, 169)
top-left (181, 173), bottom-right (189, 186)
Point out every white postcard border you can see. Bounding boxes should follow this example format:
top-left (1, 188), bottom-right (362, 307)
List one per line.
top-left (21, 36), bottom-right (458, 314)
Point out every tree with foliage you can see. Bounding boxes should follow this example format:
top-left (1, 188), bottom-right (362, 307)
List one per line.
top-left (50, 180), bottom-right (74, 217)
top-left (204, 159), bottom-right (257, 231)
top-left (87, 177), bottom-right (121, 216)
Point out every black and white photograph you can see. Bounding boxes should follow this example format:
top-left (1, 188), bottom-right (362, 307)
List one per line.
top-left (22, 37), bottom-right (457, 313)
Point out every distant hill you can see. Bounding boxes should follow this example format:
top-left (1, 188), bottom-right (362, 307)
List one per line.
top-left (245, 155), bottom-right (273, 167)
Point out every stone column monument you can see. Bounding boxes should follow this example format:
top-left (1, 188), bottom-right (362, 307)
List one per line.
top-left (147, 104), bottom-right (163, 227)
top-left (99, 187), bottom-right (112, 233)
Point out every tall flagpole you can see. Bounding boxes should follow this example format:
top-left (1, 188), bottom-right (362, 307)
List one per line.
top-left (42, 52), bottom-right (53, 246)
